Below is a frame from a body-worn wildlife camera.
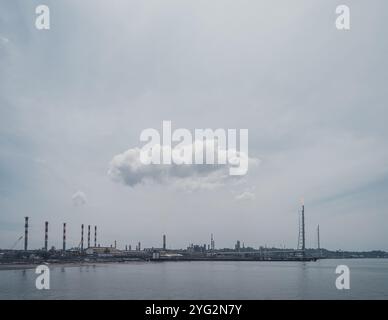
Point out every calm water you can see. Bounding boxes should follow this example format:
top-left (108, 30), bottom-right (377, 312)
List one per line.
top-left (0, 259), bottom-right (387, 299)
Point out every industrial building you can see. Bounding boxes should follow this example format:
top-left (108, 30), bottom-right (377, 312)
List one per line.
top-left (85, 247), bottom-right (122, 256)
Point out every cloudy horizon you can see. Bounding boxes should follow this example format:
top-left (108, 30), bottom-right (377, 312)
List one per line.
top-left (1, 0), bottom-right (388, 252)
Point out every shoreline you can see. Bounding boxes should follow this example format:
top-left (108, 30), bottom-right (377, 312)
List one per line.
top-left (0, 261), bottom-right (135, 271)
top-left (1, 257), bottom-right (386, 271)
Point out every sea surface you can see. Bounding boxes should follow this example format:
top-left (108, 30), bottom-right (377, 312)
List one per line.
top-left (0, 259), bottom-right (387, 299)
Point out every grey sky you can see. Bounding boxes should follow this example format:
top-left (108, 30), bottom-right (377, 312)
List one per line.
top-left (1, 0), bottom-right (387, 251)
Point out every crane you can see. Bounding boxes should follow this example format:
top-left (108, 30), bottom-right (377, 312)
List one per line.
top-left (10, 236), bottom-right (24, 250)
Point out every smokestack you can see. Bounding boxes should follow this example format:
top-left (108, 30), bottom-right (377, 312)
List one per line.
top-left (94, 226), bottom-right (97, 247)
top-left (114, 240), bottom-right (117, 249)
top-left (138, 241), bottom-right (141, 251)
top-left (81, 224), bottom-right (84, 251)
top-left (24, 217), bottom-right (29, 251)
top-left (88, 225), bottom-right (91, 248)
top-left (44, 221), bottom-right (48, 251)
top-left (63, 223), bottom-right (66, 251)
top-left (302, 203), bottom-right (305, 254)
top-left (163, 234), bottom-right (166, 250)
top-left (317, 224), bottom-right (320, 250)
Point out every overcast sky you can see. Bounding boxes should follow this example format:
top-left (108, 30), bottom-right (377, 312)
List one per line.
top-left (1, 0), bottom-right (387, 251)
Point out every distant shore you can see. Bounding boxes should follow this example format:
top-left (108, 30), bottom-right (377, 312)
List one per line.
top-left (0, 261), bottom-right (129, 271)
top-left (1, 256), bottom-right (387, 271)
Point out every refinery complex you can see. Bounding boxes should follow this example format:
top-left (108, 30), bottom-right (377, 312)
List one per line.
top-left (0, 204), bottom-right (386, 266)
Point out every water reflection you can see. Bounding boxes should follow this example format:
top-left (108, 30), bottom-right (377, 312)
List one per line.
top-left (297, 262), bottom-right (309, 299)
top-left (1, 259), bottom-right (387, 299)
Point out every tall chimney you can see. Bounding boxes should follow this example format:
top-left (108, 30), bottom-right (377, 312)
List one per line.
top-left (302, 203), bottom-right (306, 255)
top-left (24, 217), bottom-right (29, 251)
top-left (44, 221), bottom-right (48, 251)
top-left (81, 224), bottom-right (84, 251)
top-left (63, 223), bottom-right (66, 251)
top-left (88, 225), bottom-right (91, 248)
top-left (94, 226), bottom-right (97, 247)
top-left (163, 234), bottom-right (166, 250)
top-left (114, 240), bottom-right (117, 249)
top-left (317, 224), bottom-right (320, 250)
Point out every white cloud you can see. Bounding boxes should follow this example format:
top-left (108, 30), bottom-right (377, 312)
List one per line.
top-left (72, 191), bottom-right (87, 206)
top-left (0, 36), bottom-right (9, 45)
top-left (235, 190), bottom-right (255, 201)
top-left (108, 141), bottom-right (259, 190)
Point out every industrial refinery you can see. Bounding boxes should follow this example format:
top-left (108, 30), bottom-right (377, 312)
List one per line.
top-left (0, 203), bottom-right (386, 266)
